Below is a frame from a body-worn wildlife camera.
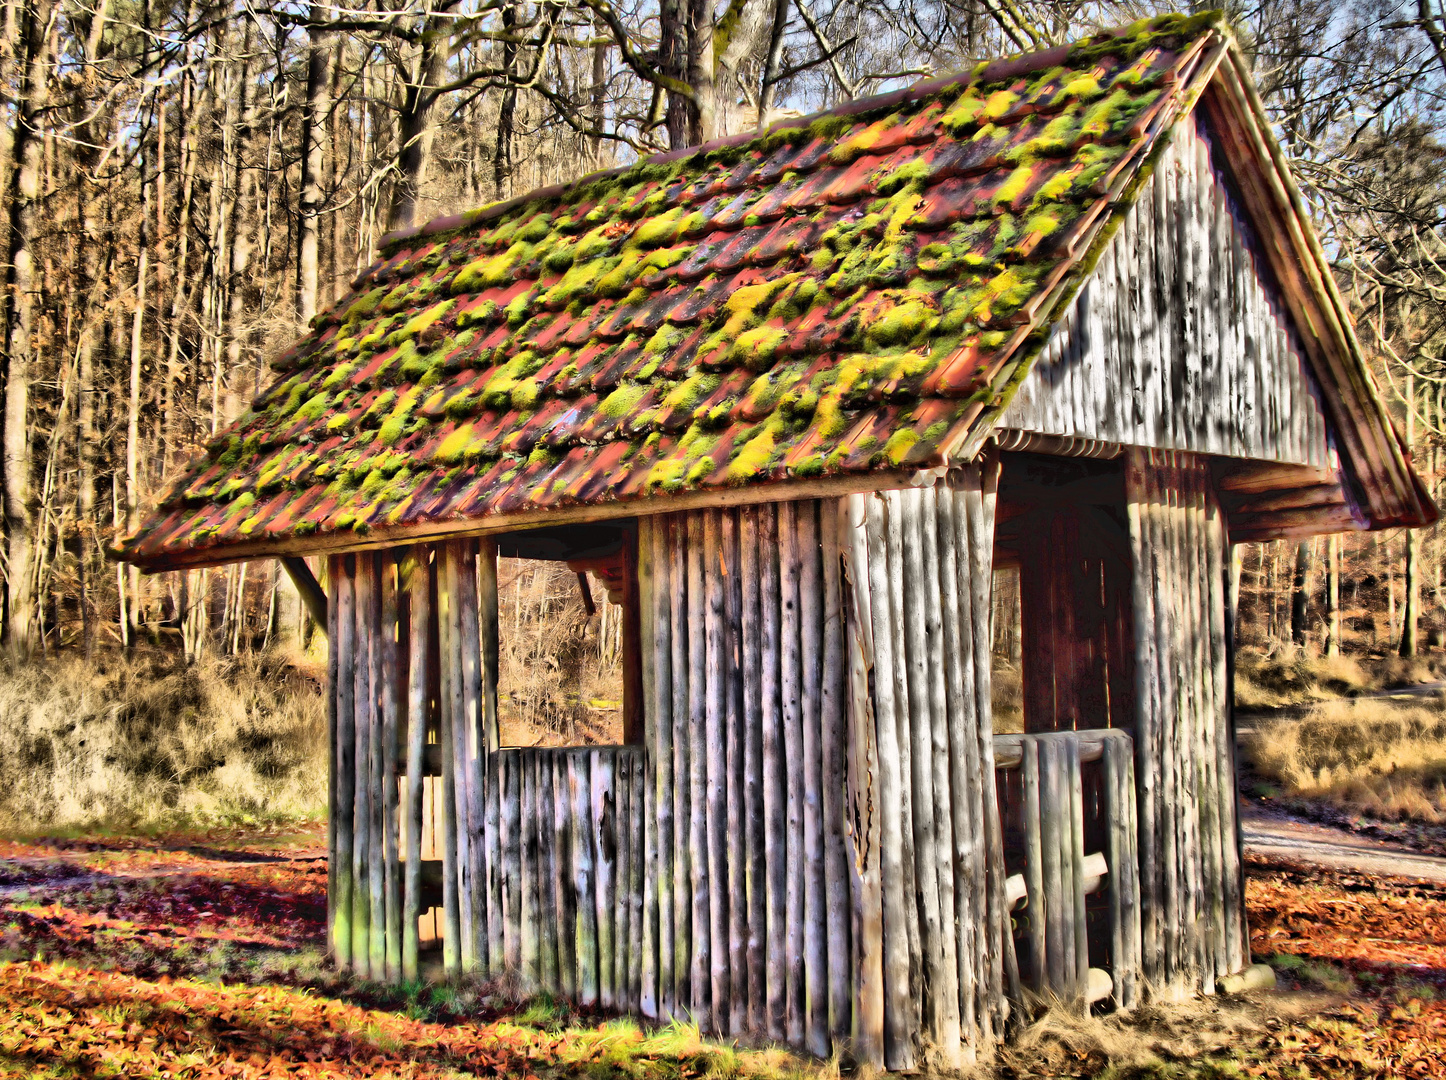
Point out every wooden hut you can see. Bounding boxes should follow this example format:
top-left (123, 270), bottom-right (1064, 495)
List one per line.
top-left (115, 13), bottom-right (1435, 1069)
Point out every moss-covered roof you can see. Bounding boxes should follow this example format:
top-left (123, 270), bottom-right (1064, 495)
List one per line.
top-left (119, 12), bottom-right (1233, 567)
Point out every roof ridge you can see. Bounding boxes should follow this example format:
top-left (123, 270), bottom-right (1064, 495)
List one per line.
top-left (367, 10), bottom-right (1230, 269)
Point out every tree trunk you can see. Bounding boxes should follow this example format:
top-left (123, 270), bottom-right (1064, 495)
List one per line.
top-left (1401, 529), bottom-right (1419, 657)
top-left (686, 0), bottom-right (717, 144)
top-left (1325, 534), bottom-right (1341, 657)
top-left (389, 3), bottom-right (456, 231)
top-left (660, 0), bottom-right (690, 147)
top-left (297, 8), bottom-right (329, 325)
top-left (495, 3), bottom-right (519, 198)
top-left (1290, 540), bottom-right (1311, 649)
top-left (1400, 375), bottom-right (1419, 657)
top-left (1, 0), bottom-right (58, 656)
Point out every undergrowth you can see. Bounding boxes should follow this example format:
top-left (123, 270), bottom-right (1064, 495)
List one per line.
top-left (1234, 647), bottom-right (1441, 710)
top-left (0, 648), bottom-right (326, 833)
top-left (1242, 696), bottom-right (1446, 823)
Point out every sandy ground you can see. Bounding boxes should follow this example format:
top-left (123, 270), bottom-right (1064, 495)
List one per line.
top-left (1241, 802), bottom-right (1446, 883)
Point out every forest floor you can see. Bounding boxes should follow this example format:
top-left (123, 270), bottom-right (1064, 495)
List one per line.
top-left (0, 827), bottom-right (1441, 1077)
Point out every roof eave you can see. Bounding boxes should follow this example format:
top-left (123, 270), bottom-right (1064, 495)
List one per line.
top-left (1201, 45), bottom-right (1436, 530)
top-left (115, 467), bottom-right (930, 573)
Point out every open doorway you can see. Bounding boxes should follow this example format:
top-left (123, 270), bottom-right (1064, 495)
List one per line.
top-left (994, 452), bottom-right (1136, 734)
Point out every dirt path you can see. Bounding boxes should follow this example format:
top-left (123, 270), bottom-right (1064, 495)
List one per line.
top-left (1241, 803), bottom-right (1446, 882)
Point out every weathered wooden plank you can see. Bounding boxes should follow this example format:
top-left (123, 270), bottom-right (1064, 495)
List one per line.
top-left (1125, 451), bottom-right (1161, 987)
top-left (1067, 734), bottom-right (1088, 999)
top-left (502, 749), bottom-right (523, 972)
top-left (352, 555), bottom-right (375, 977)
top-left (367, 553), bottom-right (389, 980)
top-left (639, 517), bottom-right (664, 1020)
top-left (593, 750), bottom-right (617, 1011)
top-left (1022, 739), bottom-right (1045, 994)
top-left (1157, 460), bottom-right (1183, 994)
top-left (841, 495), bottom-right (884, 1067)
top-left (326, 558), bottom-right (341, 959)
top-left (739, 506), bottom-right (767, 1034)
top-left (919, 487), bottom-right (961, 1055)
top-left (780, 502), bottom-right (807, 1046)
top-left (381, 554), bottom-right (403, 983)
top-left (402, 550), bottom-right (429, 983)
top-left (484, 728), bottom-right (504, 976)
top-left (669, 514), bottom-right (692, 1012)
top-left (686, 513), bottom-right (711, 1025)
top-left (614, 751), bottom-right (631, 1008)
top-left (760, 503), bottom-right (787, 1041)
top-left (1040, 737), bottom-right (1066, 996)
top-left (332, 558), bottom-right (356, 968)
top-left (1209, 495), bottom-right (1247, 975)
top-left (818, 500), bottom-right (851, 1041)
top-left (522, 750), bottom-right (541, 987)
top-left (883, 492), bottom-right (922, 1042)
top-left (538, 749), bottom-right (560, 993)
top-left (939, 488), bottom-right (982, 1043)
top-left (636, 520), bottom-right (655, 1013)
top-left (722, 509), bottom-right (748, 1036)
top-left (629, 750), bottom-right (646, 1012)
top-left (555, 750), bottom-right (577, 999)
top-left (440, 547), bottom-right (473, 971)
top-left (573, 751), bottom-right (599, 1007)
top-left (863, 492), bottom-right (916, 1070)
top-left (797, 501), bottom-right (830, 1059)
top-left (435, 555), bottom-right (461, 978)
top-left (1190, 472), bottom-right (1225, 986)
top-left (964, 462), bottom-right (1018, 1036)
top-left (702, 511), bottom-right (729, 1032)
top-left (898, 488), bottom-right (951, 1053)
top-left (457, 542), bottom-right (487, 972)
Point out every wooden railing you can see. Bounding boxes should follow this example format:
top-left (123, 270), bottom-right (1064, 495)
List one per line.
top-left (994, 730), bottom-right (1142, 1009)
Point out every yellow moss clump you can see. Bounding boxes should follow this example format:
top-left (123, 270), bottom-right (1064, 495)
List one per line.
top-left (730, 325), bottom-right (790, 370)
top-left (432, 423), bottom-right (477, 465)
top-left (451, 242), bottom-right (534, 294)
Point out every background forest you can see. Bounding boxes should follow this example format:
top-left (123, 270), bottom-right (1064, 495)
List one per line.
top-left (0, 0), bottom-right (1444, 829)
top-left (0, 0), bottom-right (1441, 661)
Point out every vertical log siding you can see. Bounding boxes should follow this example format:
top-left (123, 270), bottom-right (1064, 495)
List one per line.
top-left (1126, 449), bottom-right (1246, 997)
top-left (999, 116), bottom-right (1331, 470)
top-left (319, 454), bottom-right (1247, 1067)
top-left (838, 466), bottom-right (1014, 1068)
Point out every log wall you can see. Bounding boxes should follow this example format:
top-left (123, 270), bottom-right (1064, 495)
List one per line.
top-left (994, 729), bottom-right (1141, 1009)
top-left (634, 503), bottom-right (852, 1058)
top-left (319, 451), bottom-right (1248, 1064)
top-left (1125, 449), bottom-right (1248, 997)
top-left (327, 546), bottom-right (645, 993)
top-left (998, 115), bottom-right (1331, 469)
top-left (837, 467), bottom-right (1016, 1069)
top-left (322, 475), bottom-right (1016, 1068)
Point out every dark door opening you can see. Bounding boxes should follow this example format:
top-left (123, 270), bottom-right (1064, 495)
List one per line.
top-left (994, 451), bottom-right (1137, 734)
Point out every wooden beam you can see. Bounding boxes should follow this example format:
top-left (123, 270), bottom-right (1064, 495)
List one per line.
top-left (281, 556), bottom-right (328, 631)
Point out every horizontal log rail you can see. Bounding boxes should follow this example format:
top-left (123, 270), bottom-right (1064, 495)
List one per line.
top-left (994, 729), bottom-right (1142, 1010)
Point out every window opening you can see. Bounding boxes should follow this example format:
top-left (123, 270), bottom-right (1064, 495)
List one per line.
top-left (492, 522), bottom-right (640, 747)
top-left (992, 566), bottom-right (1025, 734)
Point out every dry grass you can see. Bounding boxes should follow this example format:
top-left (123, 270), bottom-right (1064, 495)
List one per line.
top-left (994, 993), bottom-right (1285, 1079)
top-left (1243, 696), bottom-right (1446, 823)
top-left (496, 559), bottom-right (624, 747)
top-left (0, 648), bottom-right (327, 833)
top-left (1235, 646), bottom-right (1441, 710)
